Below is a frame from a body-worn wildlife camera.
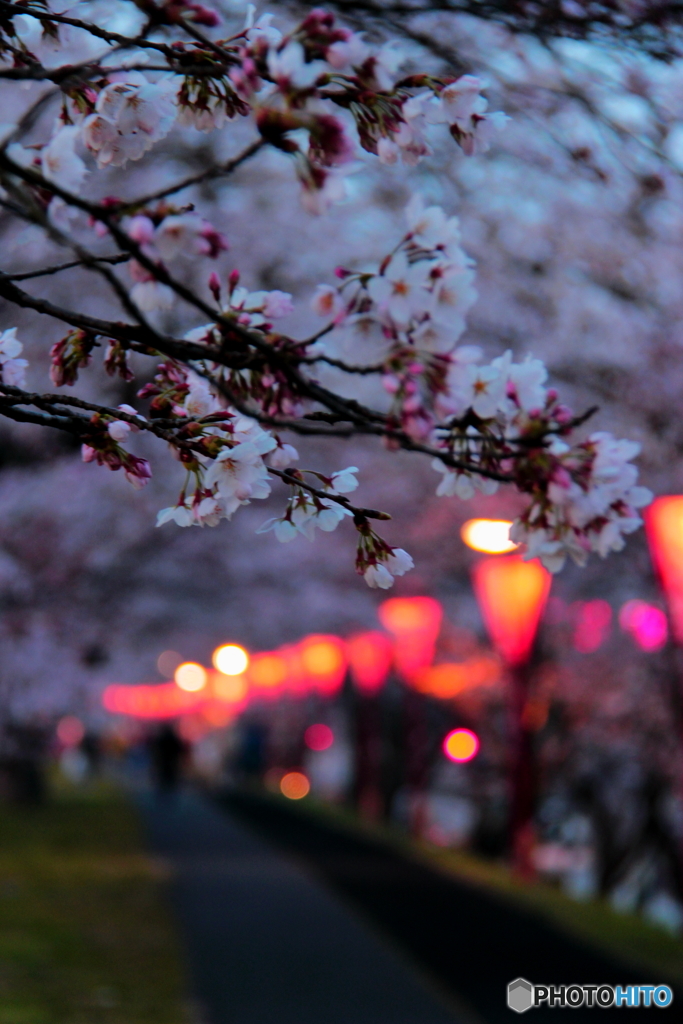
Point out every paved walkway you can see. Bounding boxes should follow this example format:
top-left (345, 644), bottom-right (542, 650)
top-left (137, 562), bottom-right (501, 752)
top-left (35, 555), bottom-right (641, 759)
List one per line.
top-left (140, 790), bottom-right (463, 1024)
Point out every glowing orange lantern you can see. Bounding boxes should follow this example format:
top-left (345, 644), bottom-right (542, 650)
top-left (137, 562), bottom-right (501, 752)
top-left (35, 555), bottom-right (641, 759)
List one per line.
top-left (299, 634), bottom-right (347, 696)
top-left (645, 496), bottom-right (683, 643)
top-left (212, 670), bottom-right (248, 707)
top-left (378, 596), bottom-right (443, 679)
top-left (472, 556), bottom-right (551, 666)
top-left (413, 655), bottom-right (500, 699)
top-left (247, 651), bottom-right (289, 697)
top-left (347, 631), bottom-right (393, 695)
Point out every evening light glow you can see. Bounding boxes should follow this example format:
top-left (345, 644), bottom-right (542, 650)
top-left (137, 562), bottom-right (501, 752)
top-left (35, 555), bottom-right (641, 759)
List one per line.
top-left (280, 772), bottom-right (311, 799)
top-left (57, 716), bottom-right (85, 747)
top-left (461, 519), bottom-right (517, 554)
top-left (304, 724), bottom-right (334, 751)
top-left (174, 662), bottom-right (208, 692)
top-left (212, 644), bottom-right (249, 675)
top-left (443, 728), bottom-right (480, 763)
top-left (619, 600), bottom-right (668, 651)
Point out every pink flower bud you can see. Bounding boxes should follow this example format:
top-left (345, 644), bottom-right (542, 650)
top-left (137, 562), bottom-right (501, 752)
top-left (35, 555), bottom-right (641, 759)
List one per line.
top-left (208, 271), bottom-right (221, 303)
top-left (187, 3), bottom-right (220, 26)
top-left (554, 405), bottom-right (573, 425)
top-left (128, 215), bottom-right (155, 245)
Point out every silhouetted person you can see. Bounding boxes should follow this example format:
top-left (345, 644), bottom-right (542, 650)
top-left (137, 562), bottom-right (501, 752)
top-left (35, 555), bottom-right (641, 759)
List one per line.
top-left (149, 724), bottom-right (186, 792)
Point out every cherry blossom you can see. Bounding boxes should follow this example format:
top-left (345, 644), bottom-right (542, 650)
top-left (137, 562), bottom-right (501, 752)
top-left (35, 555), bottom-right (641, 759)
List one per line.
top-left (82, 77), bottom-right (177, 168)
top-left (0, 3), bottom-right (655, 589)
top-left (41, 126), bottom-right (87, 192)
top-left (0, 329), bottom-right (28, 389)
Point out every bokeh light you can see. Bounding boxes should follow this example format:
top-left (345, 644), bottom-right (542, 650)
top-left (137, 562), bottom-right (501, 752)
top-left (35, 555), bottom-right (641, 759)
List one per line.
top-left (304, 724), bottom-right (334, 751)
top-left (572, 599), bottom-right (612, 653)
top-left (413, 656), bottom-right (500, 699)
top-left (57, 715), bottom-right (85, 747)
top-left (174, 662), bottom-right (208, 692)
top-left (461, 519), bottom-right (517, 554)
top-left (443, 728), bottom-right (480, 763)
top-left (280, 772), bottom-right (310, 799)
top-left (212, 644), bottom-right (249, 675)
top-left (619, 599), bottom-right (668, 651)
top-left (157, 650), bottom-right (183, 678)
top-left (213, 672), bottom-right (248, 703)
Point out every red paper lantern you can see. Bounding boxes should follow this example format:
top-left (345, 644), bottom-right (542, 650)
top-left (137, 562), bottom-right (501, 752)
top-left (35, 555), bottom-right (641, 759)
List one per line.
top-left (298, 634), bottom-right (348, 696)
top-left (247, 651), bottom-right (289, 698)
top-left (378, 596), bottom-right (443, 679)
top-left (347, 631), bottom-right (393, 694)
top-left (645, 496), bottom-right (683, 643)
top-left (472, 555), bottom-right (551, 666)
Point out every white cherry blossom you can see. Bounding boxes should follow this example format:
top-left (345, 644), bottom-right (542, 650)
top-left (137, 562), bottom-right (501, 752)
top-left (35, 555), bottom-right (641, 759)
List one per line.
top-left (267, 41), bottom-right (327, 90)
top-left (367, 253), bottom-right (431, 327)
top-left (328, 466), bottom-right (359, 493)
top-left (41, 126), bottom-right (87, 192)
top-left (0, 328), bottom-right (28, 389)
top-left (364, 563), bottom-right (395, 589)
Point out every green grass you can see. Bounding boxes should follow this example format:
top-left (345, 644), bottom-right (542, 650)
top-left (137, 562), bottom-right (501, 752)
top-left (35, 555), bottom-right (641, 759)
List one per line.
top-left (0, 781), bottom-right (189, 1024)
top-left (266, 790), bottom-right (683, 987)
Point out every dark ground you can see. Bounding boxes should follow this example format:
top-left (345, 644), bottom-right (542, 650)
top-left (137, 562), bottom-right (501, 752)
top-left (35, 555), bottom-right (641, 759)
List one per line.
top-left (221, 789), bottom-right (681, 1023)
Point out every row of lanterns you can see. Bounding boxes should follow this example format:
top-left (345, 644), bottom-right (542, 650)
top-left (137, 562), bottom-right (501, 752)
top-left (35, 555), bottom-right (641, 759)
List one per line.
top-left (100, 503), bottom-right (683, 873)
top-left (103, 504), bottom-right (681, 724)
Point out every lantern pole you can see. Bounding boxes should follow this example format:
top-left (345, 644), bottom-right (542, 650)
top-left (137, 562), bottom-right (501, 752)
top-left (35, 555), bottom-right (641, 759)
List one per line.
top-left (508, 662), bottom-right (538, 876)
top-left (348, 632), bottom-right (393, 820)
top-left (465, 530), bottom-right (551, 877)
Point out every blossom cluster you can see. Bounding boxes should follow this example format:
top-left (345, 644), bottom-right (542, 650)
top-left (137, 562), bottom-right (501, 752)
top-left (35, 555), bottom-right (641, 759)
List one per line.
top-left (312, 194), bottom-right (478, 438)
top-left (125, 203), bottom-right (228, 311)
top-left (137, 365), bottom-right (382, 573)
top-left (428, 350), bottom-right (652, 572)
top-left (2, 6), bottom-right (506, 218)
top-left (0, 4), bottom-right (655, 586)
top-left (309, 197), bottom-right (653, 573)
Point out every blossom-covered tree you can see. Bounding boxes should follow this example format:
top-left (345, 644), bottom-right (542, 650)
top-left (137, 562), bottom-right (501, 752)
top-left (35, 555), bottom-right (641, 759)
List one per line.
top-left (0, 0), bottom-right (655, 589)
